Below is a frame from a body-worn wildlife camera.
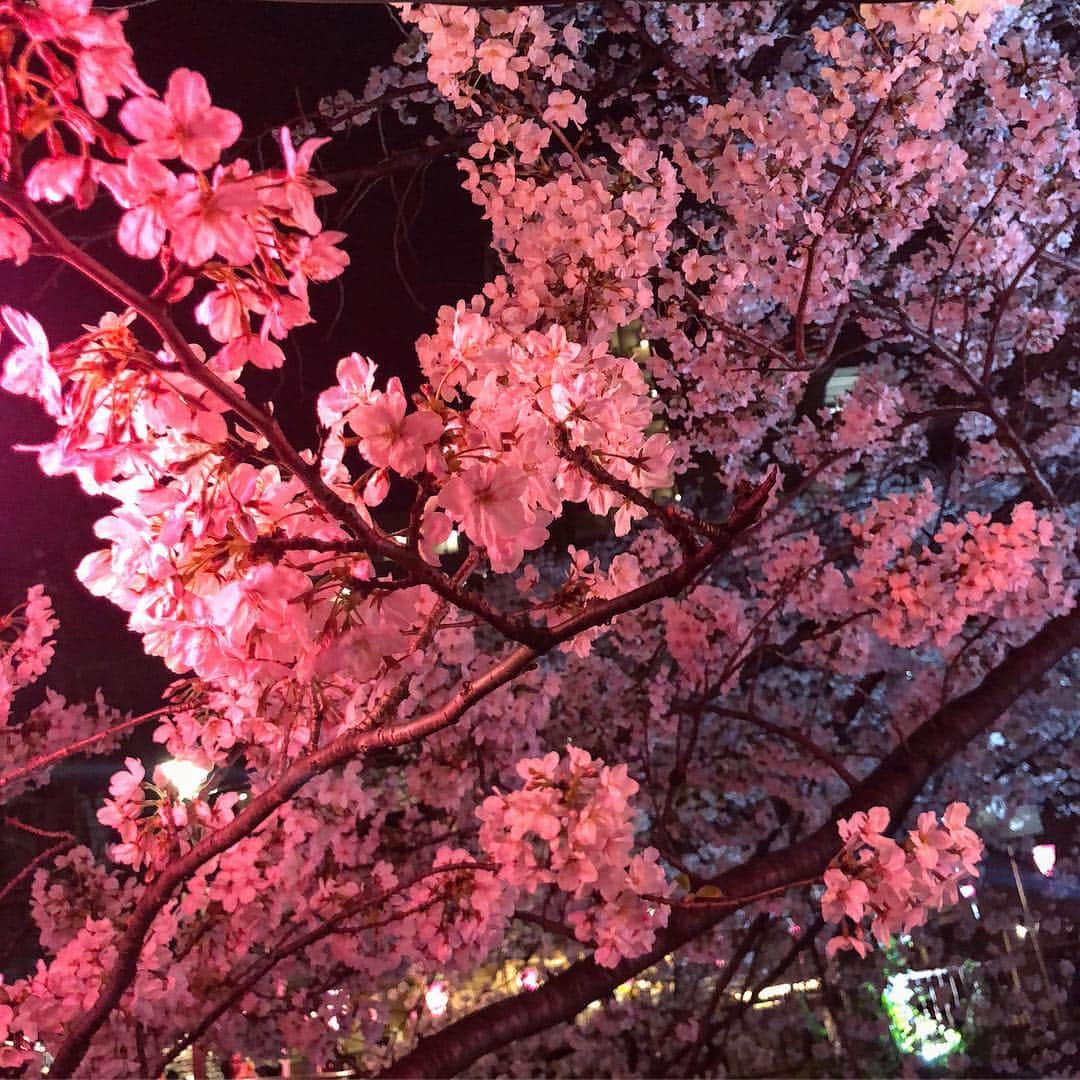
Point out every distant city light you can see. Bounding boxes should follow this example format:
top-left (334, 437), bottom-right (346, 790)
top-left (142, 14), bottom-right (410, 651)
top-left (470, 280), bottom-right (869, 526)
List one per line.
top-left (1032, 843), bottom-right (1056, 877)
top-left (435, 529), bottom-right (460, 555)
top-left (158, 759), bottom-right (209, 801)
top-left (732, 978), bottom-right (820, 1005)
top-left (883, 971), bottom-right (963, 1063)
top-left (425, 981), bottom-right (449, 1016)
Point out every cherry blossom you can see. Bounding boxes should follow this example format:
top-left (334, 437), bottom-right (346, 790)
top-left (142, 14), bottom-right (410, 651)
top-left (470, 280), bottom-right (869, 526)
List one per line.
top-left (822, 804), bottom-right (984, 955)
top-left (120, 68), bottom-right (241, 170)
top-left (0, 0), bottom-right (1076, 1074)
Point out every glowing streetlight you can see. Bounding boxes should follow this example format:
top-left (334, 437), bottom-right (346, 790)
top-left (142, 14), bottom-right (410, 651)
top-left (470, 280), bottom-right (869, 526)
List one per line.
top-left (425, 981), bottom-right (448, 1016)
top-left (157, 759), bottom-right (209, 801)
top-left (1032, 843), bottom-right (1056, 877)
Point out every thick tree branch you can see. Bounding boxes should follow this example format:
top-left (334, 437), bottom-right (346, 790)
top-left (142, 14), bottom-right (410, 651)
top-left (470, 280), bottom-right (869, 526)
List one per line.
top-left (380, 606), bottom-right (1079, 1078)
top-left (45, 477), bottom-right (773, 1077)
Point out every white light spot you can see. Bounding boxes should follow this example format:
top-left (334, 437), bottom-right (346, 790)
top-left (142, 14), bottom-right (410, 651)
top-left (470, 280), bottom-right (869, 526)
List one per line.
top-left (425, 981), bottom-right (449, 1016)
top-left (1032, 843), bottom-right (1056, 877)
top-left (435, 529), bottom-right (460, 555)
top-left (158, 759), bottom-right (209, 801)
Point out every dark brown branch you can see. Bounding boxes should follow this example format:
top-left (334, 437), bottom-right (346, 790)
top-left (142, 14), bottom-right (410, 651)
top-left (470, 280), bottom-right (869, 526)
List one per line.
top-left (711, 706), bottom-right (858, 790)
top-left (44, 473), bottom-right (773, 1077)
top-left (0, 824), bottom-right (76, 907)
top-left (670, 913), bottom-right (770, 1077)
top-left (853, 291), bottom-right (1060, 507)
top-left (0, 708), bottom-right (169, 793)
top-left (0, 184), bottom-right (553, 649)
top-left (793, 100), bottom-right (885, 367)
top-left (154, 861), bottom-right (493, 1074)
top-left (380, 606), bottom-right (1079, 1078)
top-left (980, 208), bottom-right (1079, 381)
top-left (554, 427), bottom-right (703, 554)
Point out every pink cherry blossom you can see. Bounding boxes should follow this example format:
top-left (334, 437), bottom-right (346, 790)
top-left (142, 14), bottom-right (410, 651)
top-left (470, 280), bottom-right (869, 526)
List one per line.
top-left (260, 127), bottom-right (336, 235)
top-left (438, 463), bottom-right (529, 556)
top-left (821, 868), bottom-right (870, 923)
top-left (166, 172), bottom-right (259, 266)
top-left (822, 805), bottom-right (983, 955)
top-left (120, 68), bottom-right (241, 170)
top-left (346, 379), bottom-right (443, 476)
top-left (0, 0), bottom-right (1076, 1072)
top-left (542, 90), bottom-right (586, 128)
top-left (1, 308), bottom-right (61, 416)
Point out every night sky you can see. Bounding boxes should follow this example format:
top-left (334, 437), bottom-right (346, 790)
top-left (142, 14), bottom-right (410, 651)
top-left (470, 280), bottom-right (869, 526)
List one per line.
top-left (1, 0), bottom-right (487, 715)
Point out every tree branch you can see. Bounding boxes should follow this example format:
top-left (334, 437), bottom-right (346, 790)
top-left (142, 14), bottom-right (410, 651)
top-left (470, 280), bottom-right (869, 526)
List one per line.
top-left (711, 706), bottom-right (858, 790)
top-left (45, 476), bottom-right (773, 1077)
top-left (154, 861), bottom-right (493, 1074)
top-left (0, 707), bottom-right (169, 794)
top-left (380, 605), bottom-right (1079, 1078)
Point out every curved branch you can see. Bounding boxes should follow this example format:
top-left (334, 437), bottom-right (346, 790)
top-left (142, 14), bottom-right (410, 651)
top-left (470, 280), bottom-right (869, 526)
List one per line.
top-left (46, 478), bottom-right (773, 1077)
top-left (380, 605), bottom-right (1079, 1078)
top-left (0, 708), bottom-right (169, 793)
top-left (0, 184), bottom-right (549, 648)
top-left (853, 291), bottom-right (1060, 508)
top-left (710, 706), bottom-right (858, 790)
top-left (981, 208), bottom-right (1079, 381)
top-left (793, 99), bottom-right (885, 367)
top-left (0, 827), bottom-right (76, 908)
top-left (154, 861), bottom-right (494, 1074)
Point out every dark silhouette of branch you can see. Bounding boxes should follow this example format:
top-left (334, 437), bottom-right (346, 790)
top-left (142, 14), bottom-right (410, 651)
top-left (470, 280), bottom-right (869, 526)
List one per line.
top-left (380, 605), bottom-right (1079, 1078)
top-left (43, 474), bottom-right (773, 1077)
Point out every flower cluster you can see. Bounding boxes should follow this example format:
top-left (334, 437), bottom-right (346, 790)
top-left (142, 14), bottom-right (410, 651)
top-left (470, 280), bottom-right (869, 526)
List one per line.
top-left (0, 586), bottom-right (57, 722)
top-left (317, 314), bottom-right (673, 574)
top-left (6, 2), bottom-right (349, 374)
top-left (1, 0), bottom-right (1077, 1072)
top-left (821, 803), bottom-right (983, 958)
top-left (0, 588), bottom-right (132, 799)
top-left (847, 490), bottom-right (1070, 647)
top-left (477, 748), bottom-right (671, 967)
top-left (399, 5), bottom-right (582, 110)
top-left (96, 757), bottom-right (241, 873)
top-left (398, 847), bottom-right (514, 970)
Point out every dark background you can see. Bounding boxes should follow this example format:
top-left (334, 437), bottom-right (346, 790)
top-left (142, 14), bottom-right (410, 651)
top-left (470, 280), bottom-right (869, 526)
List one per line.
top-left (1, 0), bottom-right (486, 716)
